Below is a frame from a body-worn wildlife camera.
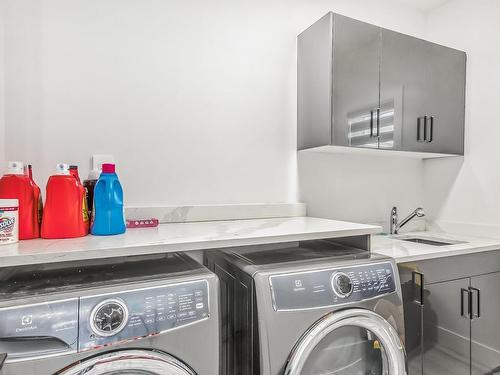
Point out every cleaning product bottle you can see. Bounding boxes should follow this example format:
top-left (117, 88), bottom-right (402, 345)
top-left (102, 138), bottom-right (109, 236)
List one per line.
top-left (0, 161), bottom-right (40, 239)
top-left (27, 164), bottom-right (43, 235)
top-left (83, 168), bottom-right (100, 220)
top-left (91, 163), bottom-right (126, 236)
top-left (69, 165), bottom-right (81, 183)
top-left (41, 163), bottom-right (89, 239)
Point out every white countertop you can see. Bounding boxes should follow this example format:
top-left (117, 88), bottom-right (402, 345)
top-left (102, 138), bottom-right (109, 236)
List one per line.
top-left (372, 231), bottom-right (500, 263)
top-left (0, 216), bottom-right (381, 267)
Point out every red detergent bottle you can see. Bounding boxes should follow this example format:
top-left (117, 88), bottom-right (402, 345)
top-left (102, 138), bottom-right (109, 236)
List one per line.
top-left (41, 163), bottom-right (90, 239)
top-left (0, 161), bottom-right (40, 239)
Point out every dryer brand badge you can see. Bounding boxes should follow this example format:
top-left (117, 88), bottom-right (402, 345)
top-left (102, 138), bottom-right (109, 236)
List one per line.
top-left (0, 217), bottom-right (15, 232)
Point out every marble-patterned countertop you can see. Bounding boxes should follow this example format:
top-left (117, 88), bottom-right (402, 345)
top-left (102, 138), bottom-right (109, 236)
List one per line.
top-left (372, 231), bottom-right (500, 263)
top-left (0, 217), bottom-right (381, 267)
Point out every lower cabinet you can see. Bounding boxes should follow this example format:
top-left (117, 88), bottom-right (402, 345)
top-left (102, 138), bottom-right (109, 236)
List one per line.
top-left (400, 261), bottom-right (500, 375)
top-left (470, 272), bottom-right (500, 374)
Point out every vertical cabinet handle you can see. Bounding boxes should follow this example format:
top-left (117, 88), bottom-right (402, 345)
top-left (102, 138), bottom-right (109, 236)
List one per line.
top-left (427, 116), bottom-right (434, 143)
top-left (469, 287), bottom-right (481, 319)
top-left (461, 288), bottom-right (471, 318)
top-left (412, 271), bottom-right (424, 306)
top-left (417, 117), bottom-right (423, 142)
top-left (370, 110), bottom-right (374, 137)
top-left (375, 108), bottom-right (380, 137)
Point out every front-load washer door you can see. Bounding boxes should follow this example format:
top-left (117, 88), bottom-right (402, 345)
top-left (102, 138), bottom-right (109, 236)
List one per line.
top-left (284, 309), bottom-right (406, 375)
top-left (57, 350), bottom-right (196, 375)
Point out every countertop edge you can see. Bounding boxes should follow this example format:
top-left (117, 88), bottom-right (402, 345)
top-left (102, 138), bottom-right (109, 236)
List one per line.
top-left (372, 238), bottom-right (500, 264)
top-left (0, 217), bottom-right (382, 267)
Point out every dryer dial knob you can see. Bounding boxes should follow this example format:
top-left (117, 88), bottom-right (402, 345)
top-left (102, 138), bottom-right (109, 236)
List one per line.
top-left (90, 299), bottom-right (129, 337)
top-left (331, 272), bottom-right (353, 298)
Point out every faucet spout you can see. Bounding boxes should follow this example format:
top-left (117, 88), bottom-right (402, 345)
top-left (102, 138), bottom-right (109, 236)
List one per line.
top-left (390, 207), bottom-right (425, 235)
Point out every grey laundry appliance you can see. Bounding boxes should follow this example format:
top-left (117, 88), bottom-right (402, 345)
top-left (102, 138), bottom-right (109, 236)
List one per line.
top-left (0, 252), bottom-right (219, 375)
top-left (205, 239), bottom-right (407, 375)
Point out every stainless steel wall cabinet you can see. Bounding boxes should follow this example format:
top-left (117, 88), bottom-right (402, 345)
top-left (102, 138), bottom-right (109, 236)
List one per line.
top-left (297, 12), bottom-right (466, 156)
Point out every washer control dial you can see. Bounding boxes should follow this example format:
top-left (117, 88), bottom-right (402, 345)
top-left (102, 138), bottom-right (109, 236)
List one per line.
top-left (90, 299), bottom-right (129, 337)
top-left (331, 272), bottom-right (353, 298)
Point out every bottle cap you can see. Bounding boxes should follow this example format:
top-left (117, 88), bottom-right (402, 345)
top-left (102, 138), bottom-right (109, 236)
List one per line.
top-left (0, 199), bottom-right (19, 207)
top-left (69, 165), bottom-right (78, 170)
top-left (102, 163), bottom-right (116, 173)
top-left (56, 163), bottom-right (70, 175)
top-left (6, 161), bottom-right (24, 175)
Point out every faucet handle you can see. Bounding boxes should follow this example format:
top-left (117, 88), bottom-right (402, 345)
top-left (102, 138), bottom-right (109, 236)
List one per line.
top-left (415, 207), bottom-right (425, 217)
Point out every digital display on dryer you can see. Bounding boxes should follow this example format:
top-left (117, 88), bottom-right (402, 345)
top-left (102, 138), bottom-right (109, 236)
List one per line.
top-left (269, 262), bottom-right (396, 311)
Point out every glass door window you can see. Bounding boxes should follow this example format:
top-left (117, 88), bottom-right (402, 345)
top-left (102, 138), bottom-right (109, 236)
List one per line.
top-left (284, 309), bottom-right (406, 375)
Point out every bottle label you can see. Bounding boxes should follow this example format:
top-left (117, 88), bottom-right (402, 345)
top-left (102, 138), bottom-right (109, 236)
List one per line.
top-left (0, 206), bottom-right (19, 244)
top-left (82, 196), bottom-right (89, 223)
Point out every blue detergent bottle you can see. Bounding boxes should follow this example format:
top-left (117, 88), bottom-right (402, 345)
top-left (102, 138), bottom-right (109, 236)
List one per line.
top-left (91, 163), bottom-right (126, 235)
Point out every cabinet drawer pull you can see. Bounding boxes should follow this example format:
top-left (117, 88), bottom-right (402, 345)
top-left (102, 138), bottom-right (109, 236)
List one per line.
top-left (412, 271), bottom-right (424, 306)
top-left (461, 288), bottom-right (471, 318)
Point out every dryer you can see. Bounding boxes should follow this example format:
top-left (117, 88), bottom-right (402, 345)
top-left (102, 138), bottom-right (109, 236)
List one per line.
top-left (0, 252), bottom-right (219, 375)
top-left (205, 239), bottom-right (406, 375)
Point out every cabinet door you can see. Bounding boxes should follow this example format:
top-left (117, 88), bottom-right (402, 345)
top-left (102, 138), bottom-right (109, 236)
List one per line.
top-left (424, 44), bottom-right (466, 155)
top-left (380, 30), bottom-right (465, 154)
top-left (422, 278), bottom-right (471, 375)
top-left (332, 14), bottom-right (381, 149)
top-left (470, 272), bottom-right (500, 375)
top-left (400, 271), bottom-right (424, 375)
top-left (380, 29), bottom-right (426, 152)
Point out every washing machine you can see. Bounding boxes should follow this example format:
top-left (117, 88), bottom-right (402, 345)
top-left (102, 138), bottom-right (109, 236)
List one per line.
top-left (0, 252), bottom-right (219, 375)
top-left (205, 239), bottom-right (407, 375)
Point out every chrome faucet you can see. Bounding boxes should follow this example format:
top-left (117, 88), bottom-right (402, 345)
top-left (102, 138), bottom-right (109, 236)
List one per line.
top-left (390, 207), bottom-right (425, 235)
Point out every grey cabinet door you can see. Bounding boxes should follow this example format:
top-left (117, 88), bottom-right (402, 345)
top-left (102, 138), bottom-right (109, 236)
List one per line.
top-left (424, 44), bottom-right (466, 155)
top-left (380, 29), bottom-right (427, 152)
top-left (422, 279), bottom-right (471, 375)
top-left (332, 14), bottom-right (381, 149)
top-left (400, 271), bottom-right (424, 375)
top-left (470, 272), bottom-right (500, 375)
top-left (380, 30), bottom-right (465, 154)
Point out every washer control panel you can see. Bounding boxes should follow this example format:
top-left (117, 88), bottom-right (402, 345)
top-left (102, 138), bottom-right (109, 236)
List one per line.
top-left (79, 279), bottom-right (210, 350)
top-left (269, 262), bottom-right (395, 311)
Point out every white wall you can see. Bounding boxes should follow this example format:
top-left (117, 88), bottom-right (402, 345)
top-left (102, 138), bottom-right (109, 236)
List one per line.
top-left (299, 152), bottom-right (425, 230)
top-left (423, 0), bottom-right (500, 235)
top-left (1, 0), bottom-right (426, 210)
top-left (0, 0), bottom-right (5, 167)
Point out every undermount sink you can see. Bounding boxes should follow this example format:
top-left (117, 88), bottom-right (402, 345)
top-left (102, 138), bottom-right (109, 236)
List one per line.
top-left (398, 237), bottom-right (467, 246)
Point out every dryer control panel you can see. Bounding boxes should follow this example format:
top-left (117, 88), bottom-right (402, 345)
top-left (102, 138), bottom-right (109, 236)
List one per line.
top-left (79, 279), bottom-right (210, 350)
top-left (269, 262), bottom-right (396, 311)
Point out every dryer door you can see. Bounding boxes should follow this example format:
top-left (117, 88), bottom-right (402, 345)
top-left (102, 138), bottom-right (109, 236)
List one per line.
top-left (284, 309), bottom-right (406, 375)
top-left (57, 350), bottom-right (196, 375)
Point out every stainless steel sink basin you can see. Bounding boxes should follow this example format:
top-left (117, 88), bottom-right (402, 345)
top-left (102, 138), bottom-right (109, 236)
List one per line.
top-left (401, 238), bottom-right (455, 246)
top-left (399, 237), bottom-right (466, 246)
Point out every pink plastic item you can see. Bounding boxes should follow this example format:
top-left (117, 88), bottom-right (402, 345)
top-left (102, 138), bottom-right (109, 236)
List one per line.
top-left (126, 218), bottom-right (159, 228)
